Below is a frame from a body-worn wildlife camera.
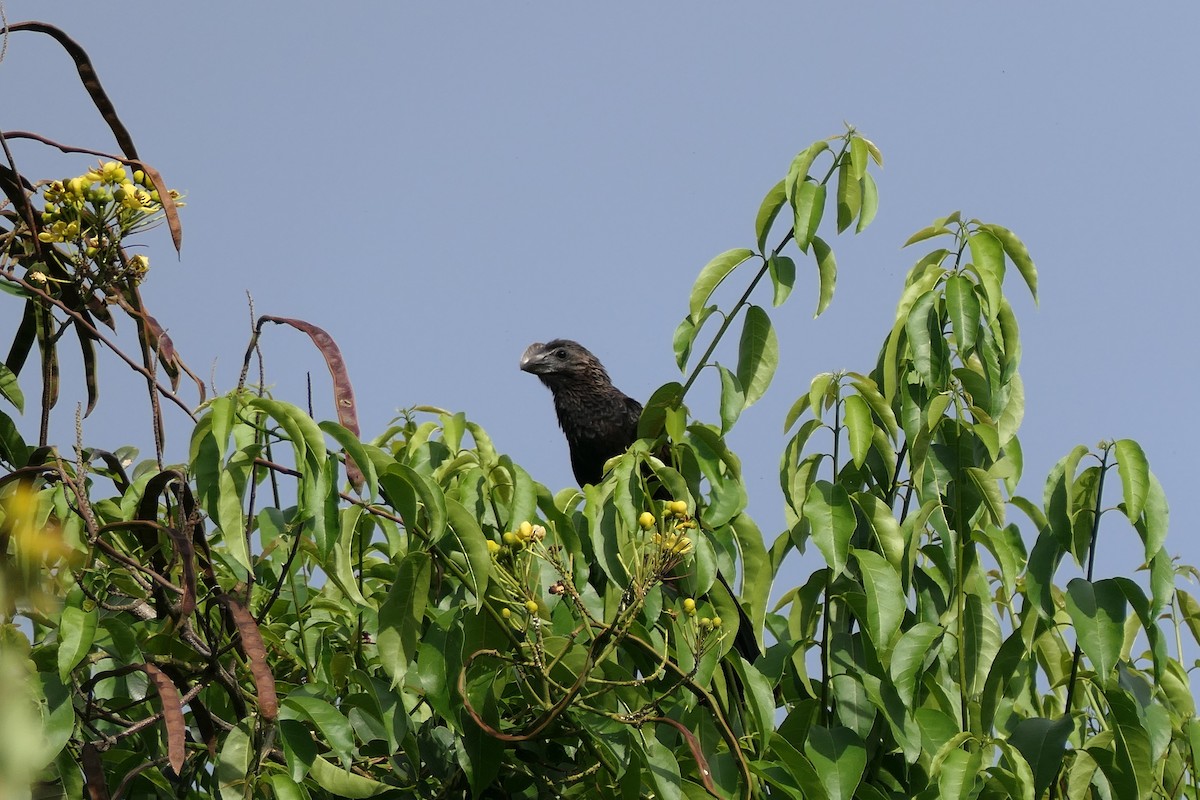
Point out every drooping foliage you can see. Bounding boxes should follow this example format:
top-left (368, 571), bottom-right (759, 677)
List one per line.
top-left (0, 21), bottom-right (1196, 800)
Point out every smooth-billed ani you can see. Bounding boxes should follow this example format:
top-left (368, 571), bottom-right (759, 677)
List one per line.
top-left (520, 338), bottom-right (761, 661)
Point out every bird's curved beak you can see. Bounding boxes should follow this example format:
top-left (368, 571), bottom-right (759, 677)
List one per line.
top-left (520, 342), bottom-right (549, 374)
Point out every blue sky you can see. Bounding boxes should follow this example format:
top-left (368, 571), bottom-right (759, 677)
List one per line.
top-left (2, 5), bottom-right (1197, 601)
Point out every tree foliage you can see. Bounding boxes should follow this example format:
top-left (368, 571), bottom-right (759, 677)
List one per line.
top-left (1, 20), bottom-right (1198, 800)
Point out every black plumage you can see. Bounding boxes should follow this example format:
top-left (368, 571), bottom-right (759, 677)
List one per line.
top-left (520, 338), bottom-right (762, 662)
top-left (519, 339), bottom-right (644, 487)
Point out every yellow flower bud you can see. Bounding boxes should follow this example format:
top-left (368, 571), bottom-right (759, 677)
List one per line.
top-left (133, 169), bottom-right (146, 185)
top-left (502, 531), bottom-right (519, 547)
top-left (711, 616), bottom-right (722, 628)
top-left (699, 617), bottom-right (712, 630)
top-left (682, 598), bottom-right (696, 614)
top-left (638, 512), bottom-right (655, 530)
top-left (518, 521), bottom-right (533, 539)
top-left (501, 608), bottom-right (511, 619)
top-left (668, 500), bottom-right (688, 516)
top-left (525, 600), bottom-right (538, 614)
top-left (486, 539), bottom-right (501, 555)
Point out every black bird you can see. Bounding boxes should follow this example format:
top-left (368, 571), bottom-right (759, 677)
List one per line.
top-left (520, 338), bottom-right (761, 661)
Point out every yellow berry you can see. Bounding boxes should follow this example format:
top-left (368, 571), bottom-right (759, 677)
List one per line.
top-left (638, 512), bottom-right (655, 530)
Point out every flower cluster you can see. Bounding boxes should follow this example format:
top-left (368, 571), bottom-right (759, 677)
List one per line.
top-left (639, 499), bottom-right (697, 578)
top-left (35, 160), bottom-right (183, 290)
top-left (487, 520), bottom-right (550, 626)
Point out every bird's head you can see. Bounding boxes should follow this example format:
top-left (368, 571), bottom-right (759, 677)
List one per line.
top-left (519, 339), bottom-right (611, 389)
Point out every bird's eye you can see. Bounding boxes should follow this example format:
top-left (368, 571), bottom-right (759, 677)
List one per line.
top-left (555, 349), bottom-right (566, 359)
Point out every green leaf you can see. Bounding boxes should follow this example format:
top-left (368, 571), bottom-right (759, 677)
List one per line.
top-left (849, 136), bottom-right (869, 181)
top-left (804, 481), bottom-right (854, 575)
top-left (1113, 438), bottom-right (1149, 523)
top-left (904, 289), bottom-right (938, 386)
top-left (841, 394), bottom-right (871, 469)
top-left (329, 505), bottom-right (370, 606)
top-left (785, 140), bottom-right (831, 202)
top-left (736, 305), bottom-right (778, 408)
top-left (688, 248), bottom-right (755, 317)
top-left (0, 362), bottom-right (24, 413)
top-left (965, 466), bottom-right (1006, 527)
top-left (444, 499), bottom-right (492, 607)
top-left (903, 224), bottom-right (950, 248)
top-left (57, 605), bottom-right (98, 682)
top-left (716, 364), bottom-right (744, 434)
top-left (889, 622), bottom-right (941, 707)
top-left (0, 410), bottom-right (28, 466)
top-left (309, 755), bottom-right (390, 798)
top-left (853, 549), bottom-right (903, 651)
top-left (282, 696), bottom-right (356, 765)
top-left (967, 230), bottom-right (1005, 322)
top-left (673, 305), bottom-right (717, 371)
top-left (856, 172), bottom-right (879, 234)
top-left (1065, 577), bottom-right (1127, 682)
top-left (944, 274), bottom-right (980, 355)
top-left (803, 726), bottom-right (866, 800)
top-left (793, 182), bottom-right (826, 253)
top-left (377, 551), bottom-right (432, 687)
top-left (769, 255), bottom-right (797, 307)
top-left (217, 720), bottom-right (254, 800)
top-left (835, 157), bottom-right (861, 233)
top-left (983, 223), bottom-right (1038, 303)
top-left (756, 178), bottom-right (788, 254)
top-left (643, 734), bottom-right (682, 800)
top-left (248, 397), bottom-right (327, 466)
top-left (811, 235), bottom-right (837, 317)
top-left (1133, 470), bottom-right (1168, 562)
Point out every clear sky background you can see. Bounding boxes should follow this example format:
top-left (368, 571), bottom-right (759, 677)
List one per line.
top-left (2, 5), bottom-right (1197, 608)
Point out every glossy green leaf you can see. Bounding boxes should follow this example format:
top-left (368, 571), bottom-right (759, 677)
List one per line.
top-left (842, 394), bottom-right (871, 469)
top-left (57, 605), bottom-right (98, 682)
top-left (688, 248), bottom-right (755, 317)
top-left (904, 289), bottom-right (937, 386)
top-left (282, 695), bottom-right (356, 765)
top-left (445, 499), bottom-right (491, 606)
top-left (736, 305), bottom-right (778, 408)
top-left (804, 481), bottom-right (854, 575)
top-left (1065, 577), bottom-right (1127, 682)
top-left (1113, 438), bottom-right (1149, 522)
top-left (309, 755), bottom-right (390, 798)
top-left (967, 230), bottom-right (1005, 322)
top-left (856, 172), bottom-right (878, 234)
top-left (835, 157), bottom-right (860, 233)
top-left (0, 362), bottom-right (24, 413)
top-left (1133, 470), bottom-right (1169, 562)
top-left (849, 136), bottom-right (869, 181)
top-left (643, 734), bottom-right (682, 800)
top-left (944, 274), bottom-right (980, 355)
top-left (673, 305), bottom-right (717, 371)
top-left (217, 720), bottom-right (254, 800)
top-left (903, 224), bottom-right (950, 248)
top-left (792, 181), bottom-right (826, 253)
top-left (1009, 717), bottom-right (1072, 798)
top-left (756, 178), bottom-right (788, 254)
top-left (329, 505), bottom-right (370, 606)
top-left (785, 140), bottom-right (831, 202)
top-left (853, 549), bottom-right (903, 651)
top-left (811, 235), bottom-right (836, 317)
top-left (983, 223), bottom-right (1038, 303)
top-left (803, 726), bottom-right (866, 800)
top-left (769, 254), bottom-right (797, 307)
top-left (248, 397), bottom-right (327, 466)
top-left (889, 622), bottom-right (941, 707)
top-left (377, 551), bottom-right (431, 687)
top-left (716, 364), bottom-right (745, 434)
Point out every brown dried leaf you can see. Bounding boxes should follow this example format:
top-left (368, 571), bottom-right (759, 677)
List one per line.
top-left (81, 742), bottom-right (110, 800)
top-left (258, 316), bottom-right (363, 489)
top-left (141, 663), bottom-right (186, 776)
top-left (649, 715), bottom-right (718, 795)
top-left (222, 595), bottom-right (279, 721)
top-left (6, 23), bottom-right (140, 158)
